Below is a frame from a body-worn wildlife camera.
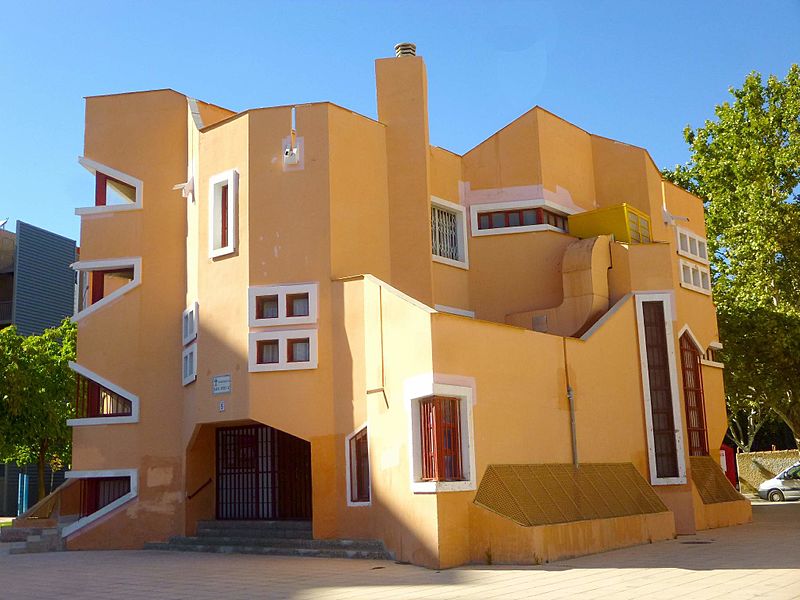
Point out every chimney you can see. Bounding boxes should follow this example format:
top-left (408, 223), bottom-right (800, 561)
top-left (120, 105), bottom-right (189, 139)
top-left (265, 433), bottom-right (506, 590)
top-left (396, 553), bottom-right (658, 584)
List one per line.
top-left (375, 43), bottom-right (434, 305)
top-left (394, 42), bottom-right (416, 57)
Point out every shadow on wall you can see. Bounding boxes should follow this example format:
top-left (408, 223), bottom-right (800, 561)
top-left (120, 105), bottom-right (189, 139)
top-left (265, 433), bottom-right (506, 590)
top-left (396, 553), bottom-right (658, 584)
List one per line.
top-left (736, 450), bottom-right (800, 494)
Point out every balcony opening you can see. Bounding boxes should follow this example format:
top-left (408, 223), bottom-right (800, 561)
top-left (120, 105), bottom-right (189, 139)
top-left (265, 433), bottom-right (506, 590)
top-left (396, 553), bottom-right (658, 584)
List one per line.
top-left (96, 172), bottom-right (137, 207)
top-left (75, 373), bottom-right (133, 419)
top-left (78, 267), bottom-right (135, 312)
top-left (79, 477), bottom-right (131, 518)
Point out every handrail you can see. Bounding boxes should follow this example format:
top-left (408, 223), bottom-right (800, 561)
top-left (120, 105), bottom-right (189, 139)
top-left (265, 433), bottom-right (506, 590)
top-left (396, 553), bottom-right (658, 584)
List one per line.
top-left (187, 478), bottom-right (212, 500)
top-left (15, 478), bottom-right (76, 522)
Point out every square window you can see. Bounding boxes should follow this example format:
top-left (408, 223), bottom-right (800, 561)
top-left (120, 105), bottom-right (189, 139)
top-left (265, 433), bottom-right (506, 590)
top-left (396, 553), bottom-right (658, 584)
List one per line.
top-left (286, 293), bottom-right (309, 318)
top-left (522, 209), bottom-right (537, 225)
top-left (257, 340), bottom-right (279, 364)
top-left (491, 213), bottom-right (505, 229)
top-left (431, 198), bottom-right (468, 267)
top-left (182, 344), bottom-right (197, 386)
top-left (507, 212), bottom-right (521, 227)
top-left (248, 330), bottom-right (318, 372)
top-left (257, 295), bottom-right (279, 319)
top-left (249, 283), bottom-right (318, 327)
top-left (288, 338), bottom-right (310, 363)
top-left (182, 302), bottom-right (199, 346)
top-left (478, 214), bottom-right (490, 230)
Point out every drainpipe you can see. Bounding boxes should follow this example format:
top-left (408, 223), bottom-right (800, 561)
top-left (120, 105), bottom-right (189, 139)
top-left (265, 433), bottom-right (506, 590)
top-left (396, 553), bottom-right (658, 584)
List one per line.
top-left (563, 338), bottom-right (578, 468)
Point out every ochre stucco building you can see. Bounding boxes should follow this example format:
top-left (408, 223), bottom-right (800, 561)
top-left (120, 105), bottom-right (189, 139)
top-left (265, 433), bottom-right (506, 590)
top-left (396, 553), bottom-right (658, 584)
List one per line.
top-left (32, 44), bottom-right (751, 567)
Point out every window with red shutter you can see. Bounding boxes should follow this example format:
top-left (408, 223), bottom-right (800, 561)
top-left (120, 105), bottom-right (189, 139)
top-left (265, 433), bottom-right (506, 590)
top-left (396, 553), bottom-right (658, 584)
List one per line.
top-left (419, 396), bottom-right (464, 482)
top-left (680, 333), bottom-right (709, 456)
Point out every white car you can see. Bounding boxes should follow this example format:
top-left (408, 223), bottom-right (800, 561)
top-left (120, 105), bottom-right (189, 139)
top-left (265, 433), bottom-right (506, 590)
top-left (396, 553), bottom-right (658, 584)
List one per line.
top-left (758, 462), bottom-right (800, 502)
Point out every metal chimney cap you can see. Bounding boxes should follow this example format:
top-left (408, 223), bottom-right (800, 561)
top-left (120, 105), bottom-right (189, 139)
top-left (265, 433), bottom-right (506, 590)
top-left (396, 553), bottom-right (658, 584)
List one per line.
top-left (394, 42), bottom-right (416, 57)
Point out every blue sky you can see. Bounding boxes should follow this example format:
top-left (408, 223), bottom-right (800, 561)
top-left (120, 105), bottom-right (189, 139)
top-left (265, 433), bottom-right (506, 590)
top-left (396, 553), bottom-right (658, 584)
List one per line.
top-left (0, 0), bottom-right (797, 241)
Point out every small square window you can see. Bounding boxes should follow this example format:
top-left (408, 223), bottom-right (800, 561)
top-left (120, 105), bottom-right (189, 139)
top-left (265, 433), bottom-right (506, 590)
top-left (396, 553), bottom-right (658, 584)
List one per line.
top-left (257, 295), bottom-right (279, 320)
top-left (522, 209), bottom-right (537, 226)
top-left (182, 344), bottom-right (197, 386)
top-left (478, 214), bottom-right (490, 230)
top-left (288, 338), bottom-right (310, 363)
top-left (286, 293), bottom-right (309, 318)
top-left (257, 340), bottom-right (279, 364)
top-left (182, 302), bottom-right (199, 346)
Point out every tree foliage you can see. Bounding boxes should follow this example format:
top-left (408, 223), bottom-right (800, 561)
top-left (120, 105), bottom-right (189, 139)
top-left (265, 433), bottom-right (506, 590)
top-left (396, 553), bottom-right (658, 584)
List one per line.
top-left (0, 319), bottom-right (76, 498)
top-left (664, 64), bottom-right (800, 448)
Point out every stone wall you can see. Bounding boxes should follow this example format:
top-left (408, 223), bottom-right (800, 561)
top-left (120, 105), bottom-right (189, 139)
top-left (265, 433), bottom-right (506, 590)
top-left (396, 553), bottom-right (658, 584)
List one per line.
top-left (736, 449), bottom-right (800, 494)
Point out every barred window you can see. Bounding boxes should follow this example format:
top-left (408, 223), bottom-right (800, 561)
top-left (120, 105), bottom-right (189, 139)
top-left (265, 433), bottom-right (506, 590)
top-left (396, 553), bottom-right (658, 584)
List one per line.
top-left (431, 206), bottom-right (460, 261)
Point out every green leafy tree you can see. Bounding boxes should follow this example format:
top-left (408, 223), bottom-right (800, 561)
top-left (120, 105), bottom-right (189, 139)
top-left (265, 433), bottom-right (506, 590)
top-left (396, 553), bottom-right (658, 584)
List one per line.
top-left (664, 64), bottom-right (800, 448)
top-left (0, 319), bottom-right (76, 499)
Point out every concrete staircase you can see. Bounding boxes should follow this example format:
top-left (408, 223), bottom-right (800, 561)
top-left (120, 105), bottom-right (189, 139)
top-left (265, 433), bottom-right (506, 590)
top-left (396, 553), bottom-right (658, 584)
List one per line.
top-left (0, 524), bottom-right (64, 554)
top-left (145, 520), bottom-right (393, 560)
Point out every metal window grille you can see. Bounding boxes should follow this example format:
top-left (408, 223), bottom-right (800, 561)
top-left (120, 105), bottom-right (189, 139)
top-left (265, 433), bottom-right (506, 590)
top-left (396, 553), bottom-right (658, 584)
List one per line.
top-left (419, 396), bottom-right (464, 482)
top-left (79, 477), bottom-right (130, 517)
top-left (75, 373), bottom-right (133, 419)
top-left (349, 428), bottom-right (370, 503)
top-left (680, 334), bottom-right (709, 456)
top-left (642, 301), bottom-right (679, 478)
top-left (431, 206), bottom-right (460, 261)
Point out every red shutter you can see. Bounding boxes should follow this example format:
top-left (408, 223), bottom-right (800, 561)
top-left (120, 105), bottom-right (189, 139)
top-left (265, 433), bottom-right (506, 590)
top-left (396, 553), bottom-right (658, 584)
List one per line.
top-left (419, 396), bottom-right (464, 482)
top-left (680, 334), bottom-right (709, 456)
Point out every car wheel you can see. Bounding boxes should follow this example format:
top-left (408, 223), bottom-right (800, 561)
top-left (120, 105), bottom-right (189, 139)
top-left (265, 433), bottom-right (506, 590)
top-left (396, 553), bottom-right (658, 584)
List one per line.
top-left (768, 489), bottom-right (785, 502)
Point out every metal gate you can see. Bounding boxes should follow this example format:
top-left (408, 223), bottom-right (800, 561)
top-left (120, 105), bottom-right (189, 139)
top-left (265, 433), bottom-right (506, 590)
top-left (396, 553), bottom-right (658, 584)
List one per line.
top-left (216, 424), bottom-right (312, 520)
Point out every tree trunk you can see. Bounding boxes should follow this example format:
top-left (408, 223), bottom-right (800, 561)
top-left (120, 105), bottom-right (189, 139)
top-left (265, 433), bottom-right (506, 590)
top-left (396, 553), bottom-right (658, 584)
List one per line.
top-left (37, 442), bottom-right (47, 500)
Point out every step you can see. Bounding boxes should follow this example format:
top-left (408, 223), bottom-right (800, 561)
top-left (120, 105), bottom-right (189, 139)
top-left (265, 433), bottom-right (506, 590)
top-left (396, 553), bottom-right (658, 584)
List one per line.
top-left (0, 527), bottom-right (51, 543)
top-left (145, 542), bottom-right (391, 560)
top-left (195, 526), bottom-right (313, 540)
top-left (168, 535), bottom-right (386, 552)
top-left (197, 520), bottom-right (312, 532)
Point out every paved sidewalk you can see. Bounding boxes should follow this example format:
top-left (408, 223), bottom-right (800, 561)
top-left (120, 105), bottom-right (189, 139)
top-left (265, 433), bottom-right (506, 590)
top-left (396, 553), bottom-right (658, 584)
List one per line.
top-left (0, 503), bottom-right (797, 599)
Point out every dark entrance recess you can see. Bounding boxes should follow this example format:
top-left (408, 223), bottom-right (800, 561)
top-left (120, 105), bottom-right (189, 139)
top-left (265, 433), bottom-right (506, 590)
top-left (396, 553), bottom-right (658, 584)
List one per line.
top-left (216, 424), bottom-right (312, 521)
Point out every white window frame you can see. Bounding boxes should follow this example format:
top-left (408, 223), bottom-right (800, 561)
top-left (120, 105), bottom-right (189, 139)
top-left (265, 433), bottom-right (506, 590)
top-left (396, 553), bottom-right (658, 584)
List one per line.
top-left (634, 293), bottom-right (687, 486)
top-left (208, 169), bottom-right (238, 258)
top-left (71, 257), bottom-right (142, 322)
top-left (182, 343), bottom-right (197, 386)
top-left (248, 329), bottom-right (318, 372)
top-left (75, 157), bottom-right (143, 216)
top-left (469, 199), bottom-right (580, 237)
top-left (679, 259), bottom-right (712, 295)
top-left (61, 469), bottom-right (138, 538)
top-left (182, 301), bottom-right (199, 345)
top-left (407, 382), bottom-right (477, 494)
top-left (345, 424), bottom-right (371, 507)
top-left (248, 283), bottom-right (319, 327)
top-left (676, 226), bottom-right (709, 265)
top-left (702, 341), bottom-right (725, 369)
top-left (431, 196), bottom-right (469, 270)
top-left (66, 361), bottom-right (139, 426)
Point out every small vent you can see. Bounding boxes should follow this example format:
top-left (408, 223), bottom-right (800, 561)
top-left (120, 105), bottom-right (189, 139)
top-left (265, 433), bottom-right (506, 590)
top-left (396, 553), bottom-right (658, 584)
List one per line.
top-left (394, 42), bottom-right (416, 57)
